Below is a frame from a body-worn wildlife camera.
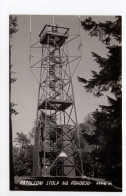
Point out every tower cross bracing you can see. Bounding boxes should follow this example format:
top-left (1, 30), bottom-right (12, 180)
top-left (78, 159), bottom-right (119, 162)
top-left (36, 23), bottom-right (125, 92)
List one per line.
top-left (32, 24), bottom-right (83, 177)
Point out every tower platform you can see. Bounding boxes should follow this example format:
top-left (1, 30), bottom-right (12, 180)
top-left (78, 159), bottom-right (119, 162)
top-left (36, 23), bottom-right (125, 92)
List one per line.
top-left (38, 99), bottom-right (73, 111)
top-left (39, 24), bottom-right (69, 47)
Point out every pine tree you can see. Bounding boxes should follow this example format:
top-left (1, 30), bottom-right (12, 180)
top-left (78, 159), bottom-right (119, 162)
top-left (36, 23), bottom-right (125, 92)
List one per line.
top-left (10, 15), bottom-right (18, 116)
top-left (78, 16), bottom-right (122, 185)
top-left (9, 15), bottom-right (18, 189)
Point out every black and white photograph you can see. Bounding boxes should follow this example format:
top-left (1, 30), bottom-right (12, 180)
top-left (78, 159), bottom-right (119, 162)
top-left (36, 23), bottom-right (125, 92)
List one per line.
top-left (9, 15), bottom-right (122, 192)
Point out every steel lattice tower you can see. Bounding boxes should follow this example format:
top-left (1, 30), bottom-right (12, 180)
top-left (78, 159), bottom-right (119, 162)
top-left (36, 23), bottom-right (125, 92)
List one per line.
top-left (32, 24), bottom-right (83, 177)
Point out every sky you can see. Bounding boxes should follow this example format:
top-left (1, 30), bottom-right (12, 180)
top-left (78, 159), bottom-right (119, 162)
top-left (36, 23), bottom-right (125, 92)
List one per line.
top-left (10, 15), bottom-right (116, 140)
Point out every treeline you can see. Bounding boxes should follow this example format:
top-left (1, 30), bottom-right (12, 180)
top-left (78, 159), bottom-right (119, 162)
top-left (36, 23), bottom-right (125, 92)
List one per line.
top-left (13, 132), bottom-right (34, 176)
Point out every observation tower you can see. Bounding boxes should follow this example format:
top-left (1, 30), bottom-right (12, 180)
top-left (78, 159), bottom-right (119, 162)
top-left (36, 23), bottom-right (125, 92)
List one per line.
top-left (31, 24), bottom-right (83, 177)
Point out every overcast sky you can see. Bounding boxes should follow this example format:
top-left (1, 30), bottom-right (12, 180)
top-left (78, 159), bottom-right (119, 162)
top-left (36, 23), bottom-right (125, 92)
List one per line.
top-left (10, 15), bottom-right (116, 139)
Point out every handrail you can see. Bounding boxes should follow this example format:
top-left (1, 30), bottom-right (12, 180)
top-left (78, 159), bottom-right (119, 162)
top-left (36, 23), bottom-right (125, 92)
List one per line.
top-left (39, 24), bottom-right (69, 37)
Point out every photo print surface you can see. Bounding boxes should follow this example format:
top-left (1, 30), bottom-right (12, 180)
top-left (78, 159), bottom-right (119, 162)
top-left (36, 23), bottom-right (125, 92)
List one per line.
top-left (9, 15), bottom-right (122, 191)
